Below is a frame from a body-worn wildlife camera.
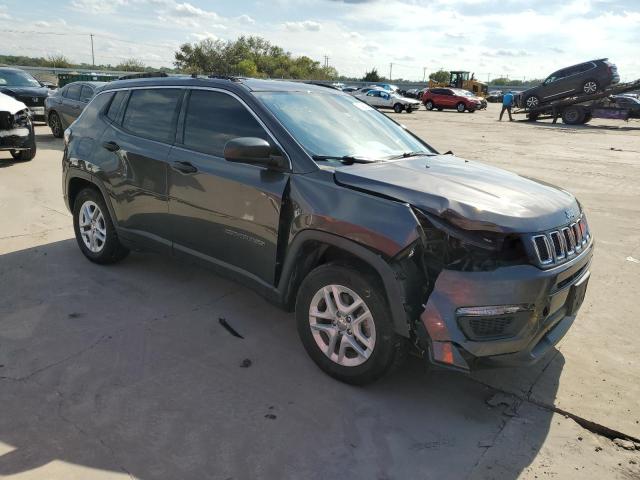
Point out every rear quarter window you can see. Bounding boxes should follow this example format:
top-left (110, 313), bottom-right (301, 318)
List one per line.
top-left (121, 88), bottom-right (183, 143)
top-left (106, 90), bottom-right (128, 122)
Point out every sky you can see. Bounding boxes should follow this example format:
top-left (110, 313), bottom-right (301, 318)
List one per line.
top-left (0, 0), bottom-right (639, 81)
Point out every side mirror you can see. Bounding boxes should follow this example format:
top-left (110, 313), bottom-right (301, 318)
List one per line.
top-left (224, 137), bottom-right (287, 171)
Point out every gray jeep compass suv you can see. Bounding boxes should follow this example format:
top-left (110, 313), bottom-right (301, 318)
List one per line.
top-left (62, 77), bottom-right (593, 384)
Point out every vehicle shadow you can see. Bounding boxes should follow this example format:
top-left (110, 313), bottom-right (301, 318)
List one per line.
top-left (0, 239), bottom-right (562, 479)
top-left (522, 120), bottom-right (640, 132)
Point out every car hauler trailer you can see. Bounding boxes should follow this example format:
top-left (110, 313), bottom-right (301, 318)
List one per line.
top-left (514, 79), bottom-right (640, 125)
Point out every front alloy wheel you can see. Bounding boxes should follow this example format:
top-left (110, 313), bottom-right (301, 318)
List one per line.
top-left (296, 264), bottom-right (405, 385)
top-left (309, 284), bottom-right (376, 367)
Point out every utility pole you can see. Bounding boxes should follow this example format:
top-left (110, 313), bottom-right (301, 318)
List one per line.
top-left (389, 62), bottom-right (393, 81)
top-left (422, 67), bottom-right (426, 82)
top-left (90, 33), bottom-right (95, 68)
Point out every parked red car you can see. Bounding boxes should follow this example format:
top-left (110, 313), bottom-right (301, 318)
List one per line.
top-left (422, 88), bottom-right (486, 113)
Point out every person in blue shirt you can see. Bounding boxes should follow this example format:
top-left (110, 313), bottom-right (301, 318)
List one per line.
top-left (500, 91), bottom-right (514, 121)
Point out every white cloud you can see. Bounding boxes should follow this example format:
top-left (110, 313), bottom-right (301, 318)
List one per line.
top-left (70, 0), bottom-right (128, 14)
top-left (236, 14), bottom-right (255, 24)
top-left (283, 20), bottom-right (321, 31)
top-left (173, 2), bottom-right (218, 18)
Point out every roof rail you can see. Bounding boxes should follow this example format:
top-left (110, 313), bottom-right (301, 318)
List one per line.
top-left (117, 71), bottom-right (169, 81)
top-left (207, 75), bottom-right (243, 82)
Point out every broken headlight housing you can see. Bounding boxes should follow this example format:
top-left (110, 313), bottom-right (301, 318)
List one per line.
top-left (414, 209), bottom-right (529, 273)
top-left (14, 109), bottom-right (32, 127)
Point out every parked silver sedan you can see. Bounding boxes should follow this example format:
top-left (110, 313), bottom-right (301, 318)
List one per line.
top-left (354, 89), bottom-right (421, 113)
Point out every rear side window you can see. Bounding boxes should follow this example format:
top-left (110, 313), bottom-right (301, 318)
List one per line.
top-left (65, 84), bottom-right (81, 101)
top-left (80, 85), bottom-right (94, 103)
top-left (182, 90), bottom-right (269, 157)
top-left (106, 90), bottom-right (128, 122)
top-left (122, 88), bottom-right (182, 143)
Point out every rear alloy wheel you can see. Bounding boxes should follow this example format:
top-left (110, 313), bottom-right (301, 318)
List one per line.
top-left (582, 80), bottom-right (598, 95)
top-left (296, 264), bottom-right (405, 385)
top-left (525, 95), bottom-right (540, 109)
top-left (425, 100), bottom-right (434, 110)
top-left (393, 103), bottom-right (403, 113)
top-left (73, 187), bottom-right (129, 264)
top-left (48, 111), bottom-right (64, 138)
top-left (456, 102), bottom-right (466, 112)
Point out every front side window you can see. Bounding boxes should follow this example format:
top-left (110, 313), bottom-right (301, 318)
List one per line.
top-left (257, 91), bottom-right (431, 160)
top-left (122, 88), bottom-right (182, 143)
top-left (182, 90), bottom-right (269, 157)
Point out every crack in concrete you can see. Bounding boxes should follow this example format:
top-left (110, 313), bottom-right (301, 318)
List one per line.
top-left (0, 334), bottom-right (110, 382)
top-left (471, 377), bottom-right (640, 445)
top-left (0, 226), bottom-right (69, 241)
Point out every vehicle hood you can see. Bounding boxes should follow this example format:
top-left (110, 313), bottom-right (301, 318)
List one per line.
top-left (0, 92), bottom-right (28, 114)
top-left (0, 86), bottom-right (49, 98)
top-left (333, 155), bottom-right (580, 233)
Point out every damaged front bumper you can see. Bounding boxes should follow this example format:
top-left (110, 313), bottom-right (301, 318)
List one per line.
top-left (0, 126), bottom-right (32, 151)
top-left (417, 239), bottom-right (593, 372)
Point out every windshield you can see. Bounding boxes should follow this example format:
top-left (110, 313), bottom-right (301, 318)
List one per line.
top-left (256, 91), bottom-right (432, 160)
top-left (0, 70), bottom-right (41, 87)
top-left (458, 90), bottom-right (475, 97)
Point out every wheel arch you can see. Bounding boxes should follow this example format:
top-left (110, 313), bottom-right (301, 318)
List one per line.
top-left (278, 230), bottom-right (412, 337)
top-left (66, 173), bottom-right (119, 229)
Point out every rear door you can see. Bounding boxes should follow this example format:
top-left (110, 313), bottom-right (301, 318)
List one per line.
top-left (167, 88), bottom-right (289, 284)
top-left (60, 83), bottom-right (83, 126)
top-left (95, 87), bottom-right (183, 249)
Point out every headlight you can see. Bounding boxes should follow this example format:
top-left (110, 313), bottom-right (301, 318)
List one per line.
top-left (14, 109), bottom-right (31, 127)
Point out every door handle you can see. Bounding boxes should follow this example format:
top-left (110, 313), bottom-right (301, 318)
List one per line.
top-left (171, 161), bottom-right (198, 174)
top-left (102, 141), bottom-right (120, 152)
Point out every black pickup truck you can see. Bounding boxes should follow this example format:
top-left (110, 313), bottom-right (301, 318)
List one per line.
top-left (62, 77), bottom-right (593, 384)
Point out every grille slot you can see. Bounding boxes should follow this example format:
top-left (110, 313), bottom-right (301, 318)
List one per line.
top-left (531, 215), bottom-right (591, 266)
top-left (533, 235), bottom-right (552, 264)
top-left (469, 316), bottom-right (513, 338)
top-left (0, 112), bottom-right (13, 129)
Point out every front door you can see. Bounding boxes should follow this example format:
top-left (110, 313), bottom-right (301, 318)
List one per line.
top-left (167, 89), bottom-right (289, 285)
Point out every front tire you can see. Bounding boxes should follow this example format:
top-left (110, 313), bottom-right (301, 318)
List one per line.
top-left (73, 187), bottom-right (129, 264)
top-left (10, 126), bottom-right (36, 161)
top-left (295, 264), bottom-right (404, 385)
top-left (406, 106), bottom-right (413, 113)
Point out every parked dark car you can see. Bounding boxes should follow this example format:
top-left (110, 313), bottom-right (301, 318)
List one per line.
top-left (63, 77), bottom-right (593, 384)
top-left (487, 90), bottom-right (504, 103)
top-left (422, 88), bottom-right (486, 112)
top-left (611, 95), bottom-right (640, 118)
top-left (0, 67), bottom-right (51, 122)
top-left (519, 59), bottom-right (619, 109)
top-left (0, 92), bottom-right (36, 161)
top-left (45, 81), bottom-right (107, 137)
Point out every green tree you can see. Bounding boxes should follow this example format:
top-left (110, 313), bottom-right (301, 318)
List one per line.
top-left (45, 54), bottom-right (72, 68)
top-left (362, 68), bottom-right (381, 82)
top-left (116, 58), bottom-right (145, 72)
top-left (235, 58), bottom-right (258, 77)
top-left (429, 69), bottom-right (450, 84)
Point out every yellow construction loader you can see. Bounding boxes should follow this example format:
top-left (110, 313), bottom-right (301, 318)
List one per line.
top-left (429, 71), bottom-right (488, 97)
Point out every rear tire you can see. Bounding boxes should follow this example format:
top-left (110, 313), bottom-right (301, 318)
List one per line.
top-left (73, 187), bottom-right (129, 264)
top-left (295, 264), bottom-right (405, 385)
top-left (456, 102), bottom-right (466, 113)
top-left (425, 100), bottom-right (434, 110)
top-left (582, 80), bottom-right (598, 95)
top-left (48, 111), bottom-right (64, 138)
